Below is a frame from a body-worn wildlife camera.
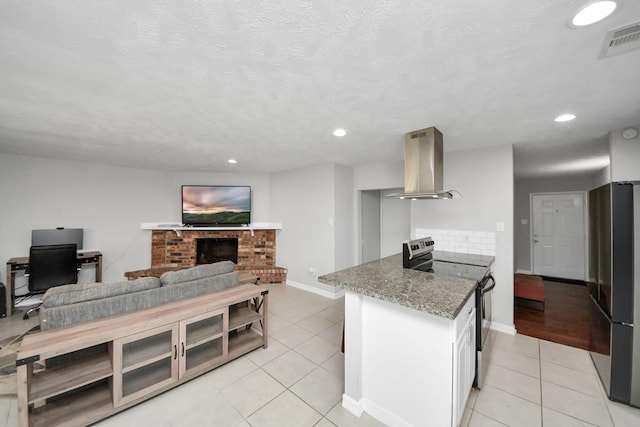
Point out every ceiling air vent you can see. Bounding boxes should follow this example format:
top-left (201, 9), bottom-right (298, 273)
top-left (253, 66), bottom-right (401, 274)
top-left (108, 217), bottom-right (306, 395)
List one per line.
top-left (601, 22), bottom-right (640, 58)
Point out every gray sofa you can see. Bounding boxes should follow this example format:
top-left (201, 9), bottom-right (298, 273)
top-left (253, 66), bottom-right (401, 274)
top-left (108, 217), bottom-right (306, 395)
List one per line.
top-left (40, 261), bottom-right (240, 331)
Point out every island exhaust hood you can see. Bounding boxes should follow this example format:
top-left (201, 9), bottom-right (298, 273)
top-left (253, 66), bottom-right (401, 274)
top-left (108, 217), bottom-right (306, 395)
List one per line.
top-left (388, 126), bottom-right (461, 200)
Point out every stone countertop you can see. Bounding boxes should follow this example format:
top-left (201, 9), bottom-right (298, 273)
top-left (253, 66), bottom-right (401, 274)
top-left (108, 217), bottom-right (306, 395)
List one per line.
top-left (432, 250), bottom-right (495, 267)
top-left (318, 254), bottom-right (478, 319)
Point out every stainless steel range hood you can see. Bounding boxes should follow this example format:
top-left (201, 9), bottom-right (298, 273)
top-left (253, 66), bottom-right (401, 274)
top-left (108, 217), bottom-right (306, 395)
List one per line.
top-left (388, 126), bottom-right (461, 200)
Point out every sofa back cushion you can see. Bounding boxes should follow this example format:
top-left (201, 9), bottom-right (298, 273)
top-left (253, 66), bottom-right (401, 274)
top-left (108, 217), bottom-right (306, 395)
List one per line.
top-left (160, 271), bottom-right (240, 303)
top-left (160, 261), bottom-right (236, 286)
top-left (42, 277), bottom-right (160, 308)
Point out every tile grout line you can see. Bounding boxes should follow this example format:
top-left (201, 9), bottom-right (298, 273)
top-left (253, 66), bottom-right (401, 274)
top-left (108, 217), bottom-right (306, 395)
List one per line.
top-left (538, 338), bottom-right (544, 426)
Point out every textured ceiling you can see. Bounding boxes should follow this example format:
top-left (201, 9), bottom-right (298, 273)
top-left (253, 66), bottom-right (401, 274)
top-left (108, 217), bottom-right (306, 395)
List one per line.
top-left (1, 0), bottom-right (639, 175)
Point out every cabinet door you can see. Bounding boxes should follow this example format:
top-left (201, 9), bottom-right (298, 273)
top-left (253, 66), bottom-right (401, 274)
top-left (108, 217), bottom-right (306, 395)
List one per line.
top-left (466, 310), bottom-right (477, 393)
top-left (113, 323), bottom-right (179, 407)
top-left (179, 307), bottom-right (228, 378)
top-left (453, 307), bottom-right (476, 427)
top-left (453, 325), bottom-right (469, 427)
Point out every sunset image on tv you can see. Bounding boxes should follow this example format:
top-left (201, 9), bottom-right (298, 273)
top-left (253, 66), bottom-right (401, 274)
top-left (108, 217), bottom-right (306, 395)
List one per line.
top-left (182, 186), bottom-right (251, 225)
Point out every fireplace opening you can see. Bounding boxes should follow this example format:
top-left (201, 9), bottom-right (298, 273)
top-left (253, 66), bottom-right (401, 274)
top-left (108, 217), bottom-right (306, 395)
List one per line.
top-left (196, 238), bottom-right (238, 265)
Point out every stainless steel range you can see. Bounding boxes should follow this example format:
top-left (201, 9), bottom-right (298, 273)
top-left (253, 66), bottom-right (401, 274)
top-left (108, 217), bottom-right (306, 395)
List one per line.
top-left (402, 237), bottom-right (495, 389)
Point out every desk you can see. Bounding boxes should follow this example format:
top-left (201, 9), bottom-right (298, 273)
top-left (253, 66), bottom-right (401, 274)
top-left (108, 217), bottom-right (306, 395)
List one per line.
top-left (4, 251), bottom-right (102, 318)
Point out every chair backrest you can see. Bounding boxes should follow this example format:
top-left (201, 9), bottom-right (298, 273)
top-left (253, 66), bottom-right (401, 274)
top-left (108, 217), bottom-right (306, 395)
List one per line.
top-left (28, 244), bottom-right (79, 293)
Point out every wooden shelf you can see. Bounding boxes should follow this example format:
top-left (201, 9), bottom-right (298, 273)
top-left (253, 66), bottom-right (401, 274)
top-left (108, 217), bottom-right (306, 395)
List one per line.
top-left (186, 315), bottom-right (223, 347)
top-left (185, 338), bottom-right (224, 372)
top-left (30, 382), bottom-right (113, 427)
top-left (123, 358), bottom-right (174, 398)
top-left (228, 329), bottom-right (264, 360)
top-left (29, 353), bottom-right (112, 403)
top-left (229, 306), bottom-right (262, 331)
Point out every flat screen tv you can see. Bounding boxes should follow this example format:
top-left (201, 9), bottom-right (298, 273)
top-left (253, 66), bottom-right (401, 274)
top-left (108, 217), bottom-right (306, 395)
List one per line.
top-left (182, 185), bottom-right (251, 226)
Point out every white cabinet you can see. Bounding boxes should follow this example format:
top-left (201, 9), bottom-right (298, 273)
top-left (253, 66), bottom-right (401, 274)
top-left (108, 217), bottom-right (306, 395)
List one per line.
top-left (453, 301), bottom-right (476, 427)
top-left (344, 291), bottom-right (477, 427)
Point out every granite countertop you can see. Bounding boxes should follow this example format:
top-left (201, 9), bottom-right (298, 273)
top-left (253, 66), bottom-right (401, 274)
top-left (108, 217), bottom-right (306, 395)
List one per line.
top-left (432, 250), bottom-right (495, 267)
top-left (318, 254), bottom-right (479, 319)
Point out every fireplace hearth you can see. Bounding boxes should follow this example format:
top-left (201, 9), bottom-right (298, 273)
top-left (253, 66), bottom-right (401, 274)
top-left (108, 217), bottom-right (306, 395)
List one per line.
top-left (196, 238), bottom-right (238, 264)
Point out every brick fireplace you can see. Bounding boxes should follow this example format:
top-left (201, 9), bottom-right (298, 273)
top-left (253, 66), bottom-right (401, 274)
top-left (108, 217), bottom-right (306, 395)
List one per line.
top-left (126, 228), bottom-right (287, 284)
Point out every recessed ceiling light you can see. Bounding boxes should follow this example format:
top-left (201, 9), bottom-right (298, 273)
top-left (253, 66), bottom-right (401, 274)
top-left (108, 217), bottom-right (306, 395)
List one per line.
top-left (571, 1), bottom-right (617, 27)
top-left (228, 159), bottom-right (237, 164)
top-left (333, 129), bottom-right (347, 137)
top-left (554, 114), bottom-right (576, 122)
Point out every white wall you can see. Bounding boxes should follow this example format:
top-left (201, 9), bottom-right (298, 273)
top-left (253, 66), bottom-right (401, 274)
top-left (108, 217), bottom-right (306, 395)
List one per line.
top-left (269, 163), bottom-right (337, 294)
top-left (410, 146), bottom-right (515, 331)
top-left (334, 164), bottom-right (354, 271)
top-left (0, 152), bottom-right (271, 291)
top-left (610, 124), bottom-right (640, 182)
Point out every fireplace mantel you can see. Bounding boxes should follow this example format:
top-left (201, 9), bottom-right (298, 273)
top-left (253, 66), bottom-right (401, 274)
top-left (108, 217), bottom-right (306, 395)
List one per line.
top-left (141, 222), bottom-right (282, 231)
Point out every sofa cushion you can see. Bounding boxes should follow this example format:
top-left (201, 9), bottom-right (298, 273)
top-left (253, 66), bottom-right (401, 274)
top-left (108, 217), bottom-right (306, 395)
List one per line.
top-left (160, 261), bottom-right (236, 286)
top-left (41, 286), bottom-right (166, 330)
top-left (160, 271), bottom-right (240, 303)
top-left (42, 277), bottom-right (160, 308)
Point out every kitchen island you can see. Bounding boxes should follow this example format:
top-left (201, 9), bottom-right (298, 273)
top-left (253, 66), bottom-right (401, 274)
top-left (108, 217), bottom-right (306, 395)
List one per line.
top-left (319, 254), bottom-right (480, 427)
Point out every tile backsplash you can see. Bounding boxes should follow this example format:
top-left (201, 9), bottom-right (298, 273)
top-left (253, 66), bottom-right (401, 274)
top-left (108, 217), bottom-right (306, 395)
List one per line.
top-left (415, 228), bottom-right (496, 256)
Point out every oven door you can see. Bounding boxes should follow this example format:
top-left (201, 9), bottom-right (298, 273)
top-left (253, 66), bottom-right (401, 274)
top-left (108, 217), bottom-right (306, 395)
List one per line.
top-left (474, 274), bottom-right (495, 389)
top-left (478, 275), bottom-right (495, 350)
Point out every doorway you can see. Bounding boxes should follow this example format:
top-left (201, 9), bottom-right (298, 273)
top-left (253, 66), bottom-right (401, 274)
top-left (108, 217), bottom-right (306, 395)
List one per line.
top-left (359, 189), bottom-right (410, 263)
top-left (531, 192), bottom-right (587, 281)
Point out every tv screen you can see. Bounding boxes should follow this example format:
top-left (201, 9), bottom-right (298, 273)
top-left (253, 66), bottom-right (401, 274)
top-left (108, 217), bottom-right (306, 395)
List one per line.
top-left (182, 185), bottom-right (251, 226)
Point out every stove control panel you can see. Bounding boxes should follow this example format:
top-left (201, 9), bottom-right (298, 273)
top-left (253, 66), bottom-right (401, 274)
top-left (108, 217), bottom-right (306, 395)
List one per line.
top-left (403, 237), bottom-right (435, 260)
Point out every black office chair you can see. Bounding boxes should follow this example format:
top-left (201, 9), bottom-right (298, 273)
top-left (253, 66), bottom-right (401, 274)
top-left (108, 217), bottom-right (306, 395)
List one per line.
top-left (23, 244), bottom-right (79, 319)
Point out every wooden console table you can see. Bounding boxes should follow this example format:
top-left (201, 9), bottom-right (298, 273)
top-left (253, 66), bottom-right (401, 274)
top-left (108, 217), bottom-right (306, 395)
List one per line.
top-left (4, 251), bottom-right (102, 318)
top-left (16, 283), bottom-right (268, 427)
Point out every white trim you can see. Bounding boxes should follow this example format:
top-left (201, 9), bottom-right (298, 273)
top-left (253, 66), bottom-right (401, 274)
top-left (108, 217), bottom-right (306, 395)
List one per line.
top-left (341, 394), bottom-right (364, 416)
top-left (491, 321), bottom-right (516, 336)
top-left (287, 280), bottom-right (345, 300)
top-left (515, 269), bottom-right (533, 275)
top-left (364, 399), bottom-right (414, 427)
top-left (140, 222), bottom-right (283, 230)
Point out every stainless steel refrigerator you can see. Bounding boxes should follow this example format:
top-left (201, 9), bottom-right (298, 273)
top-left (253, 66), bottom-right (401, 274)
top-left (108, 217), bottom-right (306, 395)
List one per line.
top-left (588, 182), bottom-right (640, 406)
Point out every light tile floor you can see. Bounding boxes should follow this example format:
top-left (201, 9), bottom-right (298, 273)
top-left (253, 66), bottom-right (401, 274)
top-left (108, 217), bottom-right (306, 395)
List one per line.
top-left (2, 283), bottom-right (640, 426)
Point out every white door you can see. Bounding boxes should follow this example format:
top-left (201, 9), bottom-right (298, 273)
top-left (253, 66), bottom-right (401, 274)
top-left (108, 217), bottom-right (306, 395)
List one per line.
top-left (532, 193), bottom-right (586, 280)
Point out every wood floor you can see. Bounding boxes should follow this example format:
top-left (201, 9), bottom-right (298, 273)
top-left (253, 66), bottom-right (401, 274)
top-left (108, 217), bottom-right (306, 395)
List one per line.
top-left (514, 278), bottom-right (608, 354)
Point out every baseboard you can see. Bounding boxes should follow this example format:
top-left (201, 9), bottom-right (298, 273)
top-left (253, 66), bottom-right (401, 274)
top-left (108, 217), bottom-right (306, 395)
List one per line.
top-left (363, 399), bottom-right (413, 427)
top-left (540, 276), bottom-right (587, 286)
top-left (341, 394), bottom-right (364, 416)
top-left (490, 322), bottom-right (516, 336)
top-left (515, 269), bottom-right (532, 275)
top-left (287, 280), bottom-right (345, 300)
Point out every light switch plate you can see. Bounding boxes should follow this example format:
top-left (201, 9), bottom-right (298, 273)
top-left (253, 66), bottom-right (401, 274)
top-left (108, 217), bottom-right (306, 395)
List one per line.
top-left (496, 221), bottom-right (505, 232)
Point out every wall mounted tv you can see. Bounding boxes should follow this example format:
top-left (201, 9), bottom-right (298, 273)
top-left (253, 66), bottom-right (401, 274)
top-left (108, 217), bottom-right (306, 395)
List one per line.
top-left (182, 185), bottom-right (251, 226)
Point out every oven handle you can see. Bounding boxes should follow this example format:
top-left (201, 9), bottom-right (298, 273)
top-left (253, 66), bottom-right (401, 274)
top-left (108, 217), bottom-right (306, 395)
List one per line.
top-left (481, 274), bottom-right (496, 295)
